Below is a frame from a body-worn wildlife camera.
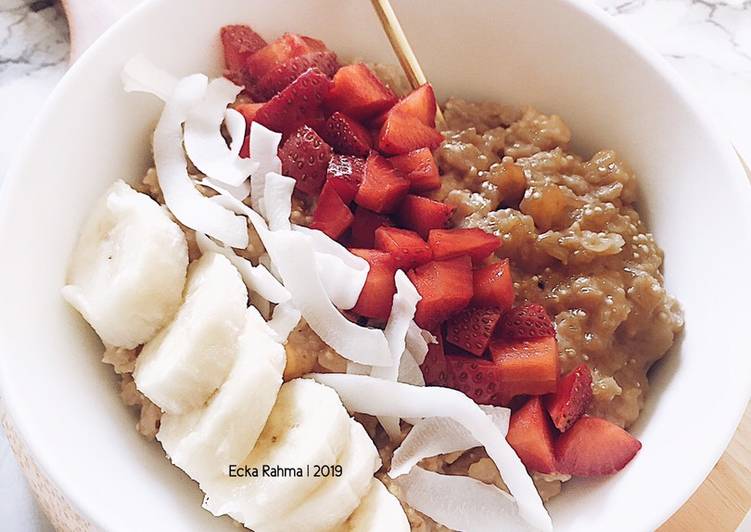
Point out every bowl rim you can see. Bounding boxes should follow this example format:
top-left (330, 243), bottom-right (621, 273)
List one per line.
top-left (1, 0), bottom-right (750, 530)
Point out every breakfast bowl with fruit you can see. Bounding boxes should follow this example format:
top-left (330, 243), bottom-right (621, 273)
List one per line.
top-left (1, 0), bottom-right (750, 531)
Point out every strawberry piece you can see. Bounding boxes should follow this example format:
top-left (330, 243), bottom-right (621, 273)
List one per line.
top-left (446, 306), bottom-right (503, 357)
top-left (445, 356), bottom-right (507, 406)
top-left (408, 256), bottom-right (473, 329)
top-left (428, 228), bottom-right (501, 262)
top-left (397, 195), bottom-right (454, 238)
top-left (498, 304), bottom-right (556, 340)
top-left (220, 25), bottom-right (267, 74)
top-left (320, 112), bottom-right (372, 157)
top-left (377, 111), bottom-right (444, 155)
top-left (421, 333), bottom-right (451, 386)
top-left (245, 33), bottom-right (326, 81)
top-left (278, 125), bottom-right (333, 195)
top-left (311, 182), bottom-right (354, 240)
top-left (507, 397), bottom-right (557, 473)
top-left (391, 84), bottom-right (438, 126)
top-left (350, 207), bottom-right (392, 248)
top-left (325, 64), bottom-right (398, 120)
top-left (254, 51), bottom-right (339, 99)
top-left (389, 148), bottom-right (441, 193)
top-left (326, 155), bottom-right (365, 204)
top-left (350, 249), bottom-right (397, 320)
top-left (235, 102), bottom-right (264, 125)
top-left (472, 260), bottom-right (514, 312)
top-left (374, 226), bottom-right (432, 270)
top-left (556, 416), bottom-right (642, 477)
top-left (254, 68), bottom-right (332, 135)
top-left (544, 364), bottom-right (593, 432)
top-left (354, 152), bottom-right (410, 213)
top-left (488, 336), bottom-right (559, 399)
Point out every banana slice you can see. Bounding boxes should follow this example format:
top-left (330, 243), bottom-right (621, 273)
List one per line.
top-left (202, 379), bottom-right (350, 529)
top-left (157, 306), bottom-right (285, 481)
top-left (62, 180), bottom-right (188, 348)
top-left (133, 251), bottom-right (247, 414)
top-left (342, 479), bottom-right (410, 532)
top-left (262, 419), bottom-right (381, 532)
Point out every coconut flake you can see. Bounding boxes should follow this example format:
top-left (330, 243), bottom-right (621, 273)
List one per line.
top-left (248, 122), bottom-right (282, 215)
top-left (306, 374), bottom-right (551, 532)
top-left (406, 321), bottom-right (431, 365)
top-left (121, 55), bottom-right (177, 100)
top-left (263, 172), bottom-right (295, 231)
top-left (398, 349), bottom-right (425, 387)
top-left (267, 301), bottom-right (301, 342)
top-left (393, 467), bottom-right (533, 532)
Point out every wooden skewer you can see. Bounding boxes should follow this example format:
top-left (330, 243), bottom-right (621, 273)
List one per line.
top-left (369, 0), bottom-right (445, 127)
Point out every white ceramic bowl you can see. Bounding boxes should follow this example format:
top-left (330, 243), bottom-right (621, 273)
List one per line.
top-left (1, 0), bottom-right (750, 530)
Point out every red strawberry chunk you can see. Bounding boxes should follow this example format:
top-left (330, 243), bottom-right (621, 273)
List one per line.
top-left (320, 112), bottom-right (372, 157)
top-left (374, 226), bottom-right (432, 270)
top-left (472, 260), bottom-right (514, 312)
top-left (377, 111), bottom-right (444, 155)
top-left (488, 336), bottom-right (559, 399)
top-left (544, 364), bottom-right (593, 432)
top-left (389, 148), bottom-right (441, 192)
top-left (421, 332), bottom-right (451, 386)
top-left (235, 102), bottom-right (264, 126)
top-left (350, 249), bottom-right (397, 320)
top-left (326, 155), bottom-right (365, 204)
top-left (408, 256), bottom-right (473, 329)
top-left (254, 51), bottom-right (339, 100)
top-left (428, 228), bottom-right (501, 262)
top-left (507, 397), bottom-right (557, 473)
top-left (240, 135), bottom-right (251, 158)
top-left (555, 416), bottom-right (642, 477)
top-left (350, 207), bottom-right (392, 248)
top-left (311, 183), bottom-right (354, 240)
top-left (498, 304), bottom-right (556, 340)
top-left (445, 356), bottom-right (507, 406)
top-left (278, 125), bottom-right (333, 195)
top-left (446, 306), bottom-right (503, 357)
top-left (245, 33), bottom-right (326, 81)
top-left (325, 64), bottom-right (398, 120)
top-left (220, 25), bottom-right (267, 74)
top-left (397, 195), bottom-right (454, 238)
top-left (254, 68), bottom-right (332, 135)
top-left (391, 84), bottom-right (438, 127)
top-left (354, 152), bottom-right (410, 213)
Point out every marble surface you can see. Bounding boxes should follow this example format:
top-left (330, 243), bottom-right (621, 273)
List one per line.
top-left (0, 0), bottom-right (749, 531)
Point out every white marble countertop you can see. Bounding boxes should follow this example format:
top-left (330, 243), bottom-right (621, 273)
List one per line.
top-left (0, 0), bottom-right (750, 530)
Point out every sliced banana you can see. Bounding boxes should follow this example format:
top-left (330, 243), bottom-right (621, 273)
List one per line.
top-left (342, 479), bottom-right (410, 532)
top-left (262, 419), bottom-right (381, 532)
top-left (157, 306), bottom-right (285, 481)
top-left (133, 252), bottom-right (247, 414)
top-left (62, 180), bottom-right (188, 348)
top-left (202, 379), bottom-right (350, 529)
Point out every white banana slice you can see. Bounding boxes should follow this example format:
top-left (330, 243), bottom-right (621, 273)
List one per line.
top-left (133, 252), bottom-right (247, 414)
top-left (342, 479), bottom-right (410, 532)
top-left (262, 419), bottom-right (381, 532)
top-left (202, 379), bottom-right (351, 529)
top-left (157, 306), bottom-right (285, 481)
top-left (62, 180), bottom-right (188, 348)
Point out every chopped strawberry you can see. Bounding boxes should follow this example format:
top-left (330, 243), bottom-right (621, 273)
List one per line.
top-left (245, 33), bottom-right (327, 81)
top-left (254, 51), bottom-right (339, 99)
top-left (555, 416), bottom-right (642, 477)
top-left (544, 364), bottom-right (593, 432)
top-left (446, 306), bottom-right (503, 357)
top-left (374, 226), bottom-right (433, 270)
top-left (278, 125), bottom-right (333, 195)
top-left (421, 332), bottom-right (451, 386)
top-left (220, 25), bottom-right (267, 74)
top-left (397, 195), bottom-right (454, 238)
top-left (472, 260), bottom-right (514, 312)
top-left (507, 397), bottom-right (557, 473)
top-left (350, 207), bottom-right (392, 248)
top-left (254, 68), bottom-right (332, 135)
top-left (498, 304), bottom-right (556, 340)
top-left (324, 64), bottom-right (398, 120)
top-left (354, 152), bottom-right (410, 213)
top-left (408, 256), bottom-right (473, 329)
top-left (391, 84), bottom-right (438, 126)
top-left (488, 336), bottom-right (559, 399)
top-left (235, 102), bottom-right (264, 125)
top-left (445, 356), bottom-right (507, 406)
top-left (428, 228), bottom-right (501, 262)
top-left (311, 183), bottom-right (354, 240)
top-left (320, 112), bottom-right (372, 157)
top-left (377, 111), bottom-right (444, 155)
top-left (389, 148), bottom-right (441, 192)
top-left (350, 249), bottom-right (397, 320)
top-left (326, 155), bottom-right (365, 204)
top-left (240, 135), bottom-right (251, 158)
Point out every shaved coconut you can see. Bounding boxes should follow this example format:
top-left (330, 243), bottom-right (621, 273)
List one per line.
top-left (263, 172), bottom-right (295, 231)
top-left (398, 349), bottom-right (425, 387)
top-left (195, 232), bottom-right (289, 304)
top-left (258, 253), bottom-right (282, 282)
top-left (200, 176), bottom-right (250, 202)
top-left (224, 108), bottom-right (247, 156)
top-left (307, 374), bottom-right (551, 532)
top-left (121, 55), bottom-right (177, 100)
top-left (346, 361), bottom-right (371, 375)
top-left (268, 301), bottom-right (301, 342)
top-left (393, 467), bottom-right (533, 532)
top-left (153, 74), bottom-right (248, 248)
top-left (294, 225), bottom-right (369, 273)
top-left (406, 321), bottom-right (430, 365)
top-left (248, 122), bottom-right (282, 215)
top-left (389, 405), bottom-right (510, 478)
